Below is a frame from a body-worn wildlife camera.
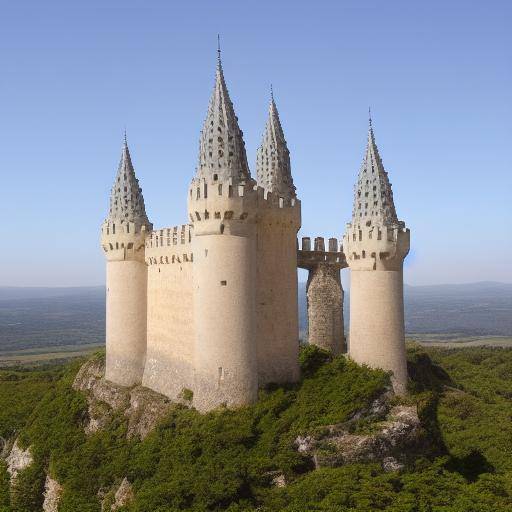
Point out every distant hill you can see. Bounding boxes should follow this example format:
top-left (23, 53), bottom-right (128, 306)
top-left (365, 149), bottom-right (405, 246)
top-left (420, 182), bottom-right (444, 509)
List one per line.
top-left (0, 282), bottom-right (511, 352)
top-left (0, 286), bottom-right (104, 301)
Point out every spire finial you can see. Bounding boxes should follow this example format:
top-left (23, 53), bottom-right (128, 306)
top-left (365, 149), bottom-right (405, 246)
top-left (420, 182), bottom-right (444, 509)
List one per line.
top-left (270, 83), bottom-right (274, 101)
top-left (123, 127), bottom-right (128, 147)
top-left (217, 34), bottom-right (221, 63)
top-left (368, 106), bottom-right (372, 129)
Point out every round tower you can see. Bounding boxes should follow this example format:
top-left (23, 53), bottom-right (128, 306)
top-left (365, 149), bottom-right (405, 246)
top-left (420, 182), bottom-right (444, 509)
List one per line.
top-left (343, 117), bottom-right (410, 394)
top-left (101, 136), bottom-right (152, 387)
top-left (189, 46), bottom-right (258, 411)
top-left (254, 88), bottom-right (301, 385)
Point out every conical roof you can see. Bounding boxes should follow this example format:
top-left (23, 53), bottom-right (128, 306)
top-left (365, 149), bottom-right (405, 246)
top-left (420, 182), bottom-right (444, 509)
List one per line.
top-left (107, 134), bottom-right (151, 230)
top-left (195, 47), bottom-right (251, 183)
top-left (352, 117), bottom-right (399, 227)
top-left (256, 89), bottom-right (296, 198)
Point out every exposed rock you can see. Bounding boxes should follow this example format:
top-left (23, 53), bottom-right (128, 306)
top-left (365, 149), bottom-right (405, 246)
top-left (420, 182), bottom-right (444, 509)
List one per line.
top-left (382, 456), bottom-right (405, 472)
top-left (271, 473), bottom-right (286, 488)
top-left (101, 478), bottom-right (135, 511)
top-left (346, 389), bottom-right (393, 423)
top-left (295, 435), bottom-right (315, 454)
top-left (112, 478), bottom-right (134, 510)
top-left (126, 386), bottom-right (174, 440)
top-left (6, 439), bottom-right (33, 481)
top-left (73, 357), bottom-right (130, 410)
top-left (74, 355), bottom-right (175, 440)
top-left (295, 405), bottom-right (427, 471)
top-left (42, 474), bottom-right (62, 512)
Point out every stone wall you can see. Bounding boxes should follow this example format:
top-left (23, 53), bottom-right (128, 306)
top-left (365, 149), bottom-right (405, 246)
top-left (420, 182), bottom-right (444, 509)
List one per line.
top-left (143, 225), bottom-right (195, 399)
top-left (306, 264), bottom-right (344, 355)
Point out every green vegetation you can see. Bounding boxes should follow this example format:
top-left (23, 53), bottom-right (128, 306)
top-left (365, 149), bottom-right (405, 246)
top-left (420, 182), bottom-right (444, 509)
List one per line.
top-left (1, 345), bottom-right (512, 511)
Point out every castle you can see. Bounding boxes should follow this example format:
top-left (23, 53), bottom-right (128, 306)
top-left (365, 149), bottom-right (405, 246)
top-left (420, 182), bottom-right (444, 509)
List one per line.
top-left (101, 47), bottom-right (410, 412)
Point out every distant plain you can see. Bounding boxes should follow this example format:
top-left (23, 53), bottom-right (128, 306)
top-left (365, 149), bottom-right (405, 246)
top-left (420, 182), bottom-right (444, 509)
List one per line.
top-left (0, 281), bottom-right (511, 366)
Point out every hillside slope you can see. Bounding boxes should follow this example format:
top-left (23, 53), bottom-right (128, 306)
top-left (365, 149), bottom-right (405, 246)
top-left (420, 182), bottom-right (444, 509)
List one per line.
top-left (1, 345), bottom-right (512, 511)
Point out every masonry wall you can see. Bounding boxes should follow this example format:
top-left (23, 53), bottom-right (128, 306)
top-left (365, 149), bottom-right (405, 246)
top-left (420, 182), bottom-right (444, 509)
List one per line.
top-left (142, 225), bottom-right (195, 399)
top-left (255, 202), bottom-right (301, 385)
top-left (306, 264), bottom-right (344, 355)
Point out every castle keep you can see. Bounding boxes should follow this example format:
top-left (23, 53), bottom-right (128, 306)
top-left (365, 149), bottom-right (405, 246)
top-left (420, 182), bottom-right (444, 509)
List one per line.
top-left (101, 48), bottom-right (410, 411)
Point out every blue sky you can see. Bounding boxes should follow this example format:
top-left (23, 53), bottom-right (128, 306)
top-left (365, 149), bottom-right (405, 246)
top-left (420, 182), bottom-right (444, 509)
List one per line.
top-left (0, 0), bottom-right (510, 286)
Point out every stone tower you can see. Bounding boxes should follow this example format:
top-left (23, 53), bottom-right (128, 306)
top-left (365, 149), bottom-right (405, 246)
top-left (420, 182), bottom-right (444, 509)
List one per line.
top-left (188, 47), bottom-right (259, 411)
top-left (343, 115), bottom-right (410, 394)
top-left (255, 89), bottom-right (301, 385)
top-left (298, 237), bottom-right (347, 355)
top-left (101, 135), bottom-right (152, 386)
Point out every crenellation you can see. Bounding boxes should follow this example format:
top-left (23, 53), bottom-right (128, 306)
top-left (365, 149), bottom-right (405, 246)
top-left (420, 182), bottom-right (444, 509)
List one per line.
top-left (297, 236), bottom-right (347, 269)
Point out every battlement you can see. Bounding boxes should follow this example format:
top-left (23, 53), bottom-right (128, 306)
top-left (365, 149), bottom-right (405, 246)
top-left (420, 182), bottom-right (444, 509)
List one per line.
top-left (145, 224), bottom-right (194, 266)
top-left (343, 223), bottom-right (410, 271)
top-left (100, 220), bottom-right (149, 262)
top-left (188, 177), bottom-right (299, 226)
top-left (297, 236), bottom-right (347, 269)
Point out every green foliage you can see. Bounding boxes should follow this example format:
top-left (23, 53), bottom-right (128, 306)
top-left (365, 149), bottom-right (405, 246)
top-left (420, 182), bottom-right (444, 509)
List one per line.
top-left (0, 462), bottom-right (9, 508)
top-left (0, 366), bottom-right (62, 439)
top-left (180, 389), bottom-right (193, 402)
top-left (1, 346), bottom-right (512, 511)
top-left (9, 462), bottom-right (45, 512)
top-left (298, 344), bottom-right (332, 377)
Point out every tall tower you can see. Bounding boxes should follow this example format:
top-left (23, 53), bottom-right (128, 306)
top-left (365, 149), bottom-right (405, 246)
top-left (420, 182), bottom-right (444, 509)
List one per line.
top-left (343, 115), bottom-right (410, 394)
top-left (255, 89), bottom-right (301, 384)
top-left (101, 135), bottom-right (152, 386)
top-left (188, 46), bottom-right (259, 410)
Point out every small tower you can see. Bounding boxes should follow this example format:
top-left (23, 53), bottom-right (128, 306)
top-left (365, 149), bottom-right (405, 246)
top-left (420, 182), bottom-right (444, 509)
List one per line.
top-left (101, 135), bottom-right (152, 386)
top-left (298, 237), bottom-right (347, 355)
top-left (255, 89), bottom-right (301, 385)
top-left (343, 115), bottom-right (410, 393)
top-left (188, 45), bottom-right (259, 410)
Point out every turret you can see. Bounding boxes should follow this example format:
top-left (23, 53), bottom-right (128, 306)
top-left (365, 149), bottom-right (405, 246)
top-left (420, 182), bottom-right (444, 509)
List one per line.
top-left (343, 114), bottom-right (410, 393)
top-left (189, 44), bottom-right (259, 410)
top-left (101, 134), bottom-right (152, 386)
top-left (255, 89), bottom-right (301, 385)
top-left (256, 86), bottom-right (296, 199)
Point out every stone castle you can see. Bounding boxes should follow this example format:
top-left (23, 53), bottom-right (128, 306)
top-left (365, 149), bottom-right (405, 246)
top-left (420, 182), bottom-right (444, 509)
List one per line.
top-left (101, 48), bottom-right (410, 412)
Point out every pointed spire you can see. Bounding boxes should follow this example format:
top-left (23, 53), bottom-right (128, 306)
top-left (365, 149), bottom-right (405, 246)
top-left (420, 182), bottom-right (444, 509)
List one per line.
top-left (351, 115), bottom-right (400, 227)
top-left (256, 87), bottom-right (296, 198)
top-left (107, 133), bottom-right (151, 230)
top-left (195, 41), bottom-right (251, 183)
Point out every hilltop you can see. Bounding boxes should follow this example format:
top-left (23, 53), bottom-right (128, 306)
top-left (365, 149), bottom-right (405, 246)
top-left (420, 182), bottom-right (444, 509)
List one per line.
top-left (0, 344), bottom-right (511, 511)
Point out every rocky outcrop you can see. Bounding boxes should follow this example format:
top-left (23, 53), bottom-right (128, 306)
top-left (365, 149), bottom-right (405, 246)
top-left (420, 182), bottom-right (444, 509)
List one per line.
top-left (73, 355), bottom-right (175, 440)
top-left (6, 439), bottom-right (33, 481)
top-left (42, 474), bottom-right (62, 512)
top-left (125, 386), bottom-right (174, 439)
top-left (100, 477), bottom-right (135, 511)
top-left (112, 478), bottom-right (134, 510)
top-left (296, 405), bottom-right (428, 472)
